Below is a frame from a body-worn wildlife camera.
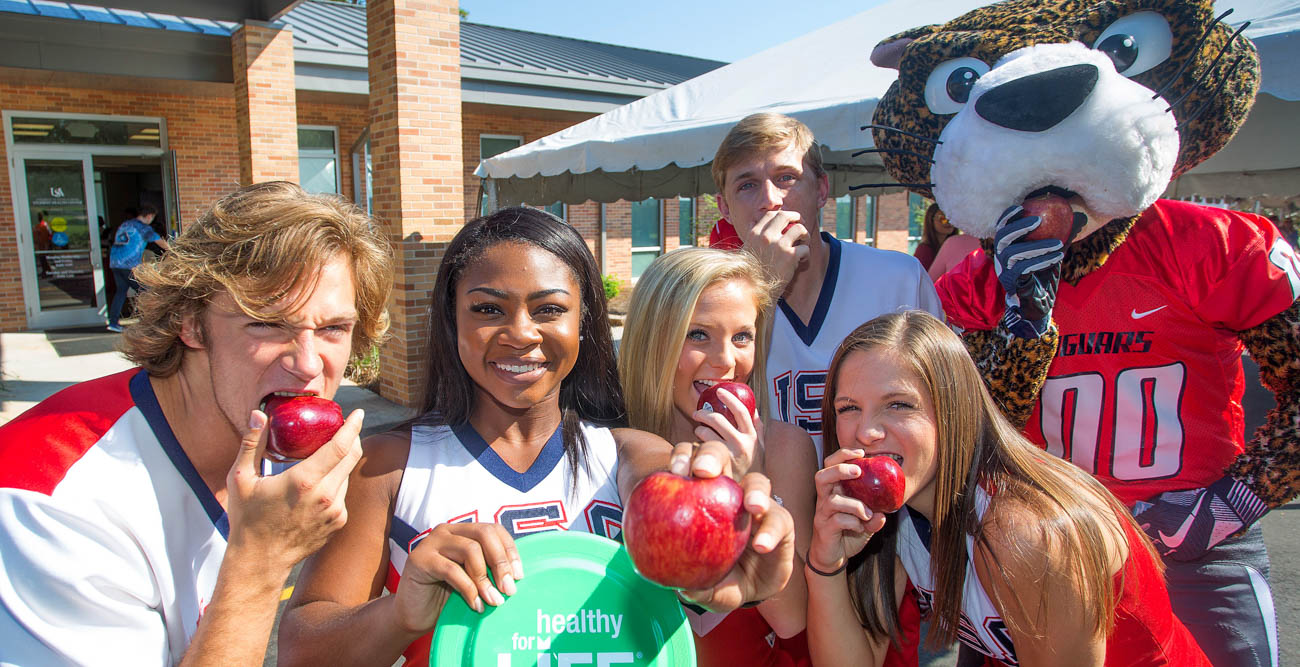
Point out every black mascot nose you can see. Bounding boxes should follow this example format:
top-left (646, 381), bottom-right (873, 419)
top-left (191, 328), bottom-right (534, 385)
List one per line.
top-left (974, 63), bottom-right (1099, 132)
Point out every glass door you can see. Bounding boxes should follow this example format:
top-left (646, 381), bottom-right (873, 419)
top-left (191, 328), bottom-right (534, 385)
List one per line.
top-left (16, 155), bottom-right (105, 328)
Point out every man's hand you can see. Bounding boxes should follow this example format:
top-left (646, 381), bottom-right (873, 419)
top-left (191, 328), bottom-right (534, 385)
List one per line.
top-left (992, 205), bottom-right (1078, 339)
top-left (669, 441), bottom-right (795, 612)
top-left (224, 408), bottom-right (364, 575)
top-left (733, 210), bottom-right (810, 291)
top-left (1134, 476), bottom-right (1269, 562)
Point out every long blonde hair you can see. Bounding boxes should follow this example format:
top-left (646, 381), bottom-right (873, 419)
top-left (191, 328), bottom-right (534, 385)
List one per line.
top-left (619, 248), bottom-right (776, 438)
top-left (821, 311), bottom-right (1154, 649)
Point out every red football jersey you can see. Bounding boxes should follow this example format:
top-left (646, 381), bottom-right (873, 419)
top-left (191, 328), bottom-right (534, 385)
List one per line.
top-left (938, 200), bottom-right (1300, 505)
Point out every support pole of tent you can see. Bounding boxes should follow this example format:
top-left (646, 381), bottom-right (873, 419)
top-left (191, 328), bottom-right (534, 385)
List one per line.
top-left (600, 202), bottom-right (608, 274)
top-left (482, 178), bottom-right (498, 214)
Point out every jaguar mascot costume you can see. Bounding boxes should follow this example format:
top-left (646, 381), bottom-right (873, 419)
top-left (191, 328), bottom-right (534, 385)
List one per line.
top-left (869, 1), bottom-right (1294, 665)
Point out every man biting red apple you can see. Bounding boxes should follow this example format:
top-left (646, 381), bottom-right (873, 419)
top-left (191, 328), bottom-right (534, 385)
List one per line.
top-left (0, 182), bottom-right (393, 666)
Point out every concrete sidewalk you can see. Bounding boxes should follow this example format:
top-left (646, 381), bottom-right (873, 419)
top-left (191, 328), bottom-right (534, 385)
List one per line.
top-left (0, 326), bottom-right (415, 435)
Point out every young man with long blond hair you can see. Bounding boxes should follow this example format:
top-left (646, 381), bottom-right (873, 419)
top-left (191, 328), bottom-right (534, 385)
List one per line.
top-left (0, 181), bottom-right (394, 665)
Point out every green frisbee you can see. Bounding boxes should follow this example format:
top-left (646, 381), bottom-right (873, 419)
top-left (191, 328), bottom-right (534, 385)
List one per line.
top-left (430, 531), bottom-right (696, 666)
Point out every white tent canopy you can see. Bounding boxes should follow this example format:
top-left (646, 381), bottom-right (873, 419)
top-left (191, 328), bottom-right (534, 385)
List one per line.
top-left (477, 0), bottom-right (1300, 208)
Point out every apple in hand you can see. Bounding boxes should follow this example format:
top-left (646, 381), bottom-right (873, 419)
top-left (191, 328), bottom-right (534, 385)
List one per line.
top-left (842, 456), bottom-right (906, 514)
top-left (697, 381), bottom-right (759, 429)
top-left (623, 471), bottom-right (752, 590)
top-left (262, 395), bottom-right (344, 462)
top-left (1020, 193), bottom-right (1075, 244)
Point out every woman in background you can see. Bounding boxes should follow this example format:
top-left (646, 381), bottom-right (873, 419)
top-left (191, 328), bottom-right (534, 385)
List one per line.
top-left (915, 204), bottom-right (980, 280)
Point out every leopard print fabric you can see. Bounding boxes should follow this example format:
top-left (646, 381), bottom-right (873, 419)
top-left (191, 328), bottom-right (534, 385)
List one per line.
top-left (962, 326), bottom-right (1058, 428)
top-left (1233, 301), bottom-right (1300, 507)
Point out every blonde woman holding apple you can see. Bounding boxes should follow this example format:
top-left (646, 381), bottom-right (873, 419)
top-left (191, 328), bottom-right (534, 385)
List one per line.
top-left (620, 247), bottom-right (818, 666)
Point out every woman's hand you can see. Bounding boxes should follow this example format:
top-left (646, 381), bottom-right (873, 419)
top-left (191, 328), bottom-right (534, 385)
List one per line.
top-left (668, 440), bottom-right (795, 612)
top-left (809, 448), bottom-right (888, 575)
top-left (692, 386), bottom-right (762, 475)
top-left (391, 522), bottom-right (523, 635)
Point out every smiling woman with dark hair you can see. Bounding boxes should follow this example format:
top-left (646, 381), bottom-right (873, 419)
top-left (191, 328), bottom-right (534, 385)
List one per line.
top-left (277, 207), bottom-right (798, 666)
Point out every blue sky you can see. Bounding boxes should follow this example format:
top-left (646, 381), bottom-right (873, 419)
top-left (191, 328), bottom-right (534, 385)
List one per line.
top-left (458, 0), bottom-right (888, 63)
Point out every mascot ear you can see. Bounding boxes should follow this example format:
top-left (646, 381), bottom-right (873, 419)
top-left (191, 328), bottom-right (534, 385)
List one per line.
top-left (870, 25), bottom-right (939, 70)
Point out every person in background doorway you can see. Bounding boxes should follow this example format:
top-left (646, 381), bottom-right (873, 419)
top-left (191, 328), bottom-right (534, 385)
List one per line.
top-left (108, 204), bottom-right (168, 333)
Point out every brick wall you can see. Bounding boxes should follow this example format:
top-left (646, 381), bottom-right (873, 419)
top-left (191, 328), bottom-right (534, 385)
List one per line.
top-left (875, 191), bottom-right (912, 253)
top-left (231, 22), bottom-right (299, 185)
top-left (367, 0), bottom-right (463, 407)
top-left (604, 201), bottom-right (632, 283)
top-left (566, 201), bottom-right (601, 264)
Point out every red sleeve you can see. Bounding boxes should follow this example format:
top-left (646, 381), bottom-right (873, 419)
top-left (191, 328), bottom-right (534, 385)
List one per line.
top-left (1161, 202), bottom-right (1300, 330)
top-left (881, 579), bottom-right (921, 667)
top-left (708, 218), bottom-right (744, 250)
top-left (934, 250), bottom-right (1004, 331)
top-left (914, 244), bottom-right (937, 270)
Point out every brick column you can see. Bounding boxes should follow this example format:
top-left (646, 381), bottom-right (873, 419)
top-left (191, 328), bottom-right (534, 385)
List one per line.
top-left (368, 0), bottom-right (464, 407)
top-left (875, 191), bottom-right (911, 252)
top-left (231, 21), bottom-right (299, 185)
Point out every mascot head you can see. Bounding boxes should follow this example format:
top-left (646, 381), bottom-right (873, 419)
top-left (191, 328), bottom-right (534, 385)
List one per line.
top-left (870, 0), bottom-right (1259, 239)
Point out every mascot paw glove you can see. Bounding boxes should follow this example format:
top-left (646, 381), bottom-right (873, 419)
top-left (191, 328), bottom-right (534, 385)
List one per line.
top-left (993, 205), bottom-right (1065, 339)
top-left (1133, 476), bottom-right (1268, 562)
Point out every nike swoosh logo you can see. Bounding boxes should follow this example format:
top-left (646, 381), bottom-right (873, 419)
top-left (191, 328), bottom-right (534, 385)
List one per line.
top-left (1131, 305), bottom-right (1168, 319)
top-left (1157, 495), bottom-right (1204, 548)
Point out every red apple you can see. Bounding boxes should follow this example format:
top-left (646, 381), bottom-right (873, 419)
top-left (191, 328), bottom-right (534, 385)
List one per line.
top-left (1020, 193), bottom-right (1075, 244)
top-left (696, 381), bottom-right (759, 429)
top-left (842, 456), bottom-right (906, 513)
top-left (623, 471), bottom-right (752, 590)
top-left (262, 395), bottom-right (344, 462)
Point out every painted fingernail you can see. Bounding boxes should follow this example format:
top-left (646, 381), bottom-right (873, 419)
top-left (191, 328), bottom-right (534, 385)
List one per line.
top-left (501, 574), bottom-right (517, 596)
top-left (249, 411), bottom-right (266, 430)
top-left (754, 533), bottom-right (774, 551)
top-left (472, 596), bottom-right (484, 613)
top-left (745, 491), bottom-right (766, 507)
top-left (694, 453), bottom-right (719, 474)
top-left (487, 586), bottom-right (505, 606)
top-left (514, 559), bottom-right (525, 579)
top-left (670, 456), bottom-right (689, 476)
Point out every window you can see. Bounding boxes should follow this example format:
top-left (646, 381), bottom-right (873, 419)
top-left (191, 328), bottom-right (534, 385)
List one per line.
top-left (861, 195), bottom-right (877, 246)
top-left (298, 126), bottom-right (339, 195)
top-left (480, 135), bottom-right (523, 214)
top-left (631, 198), bottom-right (662, 279)
top-left (350, 130), bottom-right (372, 214)
top-left (544, 202), bottom-right (566, 220)
top-left (835, 195), bottom-right (854, 240)
top-left (908, 192), bottom-right (929, 253)
top-left (9, 114), bottom-right (161, 147)
top-left (678, 197), bottom-right (695, 247)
